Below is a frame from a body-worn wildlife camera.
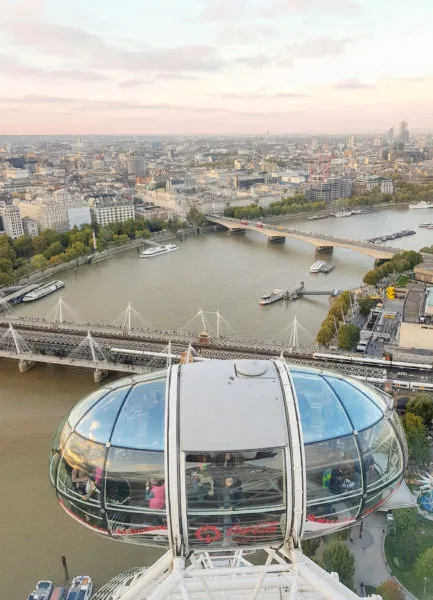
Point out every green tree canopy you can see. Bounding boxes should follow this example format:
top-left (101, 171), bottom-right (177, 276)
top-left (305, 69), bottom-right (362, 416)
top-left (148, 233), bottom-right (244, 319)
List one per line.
top-left (416, 547), bottom-right (433, 582)
top-left (403, 413), bottom-right (429, 466)
top-left (363, 270), bottom-right (380, 285)
top-left (337, 324), bottom-right (360, 350)
top-left (407, 394), bottom-right (433, 428)
top-left (392, 508), bottom-right (420, 565)
top-left (358, 297), bottom-right (375, 315)
top-left (30, 253), bottom-right (48, 270)
top-left (187, 207), bottom-right (207, 227)
top-left (322, 540), bottom-right (354, 590)
top-left (13, 235), bottom-right (33, 258)
top-left (0, 258), bottom-right (13, 273)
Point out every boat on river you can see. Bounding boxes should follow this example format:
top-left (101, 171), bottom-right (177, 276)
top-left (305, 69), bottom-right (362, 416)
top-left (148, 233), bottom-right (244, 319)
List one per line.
top-left (334, 210), bottom-right (353, 218)
top-left (27, 580), bottom-right (54, 600)
top-left (65, 576), bottom-right (92, 600)
top-left (309, 261), bottom-right (326, 273)
top-left (409, 201), bottom-right (433, 209)
top-left (22, 280), bottom-right (64, 302)
top-left (259, 289), bottom-right (284, 305)
top-left (140, 244), bottom-right (179, 258)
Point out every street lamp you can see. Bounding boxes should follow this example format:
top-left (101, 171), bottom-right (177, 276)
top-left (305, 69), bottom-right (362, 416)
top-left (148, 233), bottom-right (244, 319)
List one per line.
top-left (424, 576), bottom-right (430, 599)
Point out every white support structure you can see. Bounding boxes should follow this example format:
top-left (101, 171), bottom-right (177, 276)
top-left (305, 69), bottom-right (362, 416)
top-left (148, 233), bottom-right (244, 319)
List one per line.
top-left (93, 547), bottom-right (372, 600)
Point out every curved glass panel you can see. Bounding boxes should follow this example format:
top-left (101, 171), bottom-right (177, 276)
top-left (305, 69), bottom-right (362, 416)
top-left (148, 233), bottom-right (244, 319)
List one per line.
top-left (111, 380), bottom-right (165, 450)
top-left (305, 494), bottom-right (361, 537)
top-left (74, 387), bottom-right (130, 443)
top-left (68, 388), bottom-right (111, 428)
top-left (351, 380), bottom-right (390, 411)
top-left (304, 436), bottom-right (362, 502)
top-left (361, 480), bottom-right (401, 518)
top-left (59, 495), bottom-right (106, 533)
top-left (57, 434), bottom-right (105, 512)
top-left (325, 377), bottom-right (383, 431)
top-left (357, 419), bottom-right (403, 490)
top-left (291, 372), bottom-right (352, 443)
top-left (185, 449), bottom-right (285, 549)
top-left (390, 411), bottom-right (408, 467)
top-left (105, 447), bottom-right (167, 545)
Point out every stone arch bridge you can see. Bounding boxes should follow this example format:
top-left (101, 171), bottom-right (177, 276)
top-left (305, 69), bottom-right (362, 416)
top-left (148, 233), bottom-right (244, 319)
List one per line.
top-left (206, 216), bottom-right (401, 260)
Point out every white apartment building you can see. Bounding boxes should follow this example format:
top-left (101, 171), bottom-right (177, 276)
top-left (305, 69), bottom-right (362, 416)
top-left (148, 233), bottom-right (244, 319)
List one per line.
top-left (91, 203), bottom-right (135, 227)
top-left (3, 167), bottom-right (30, 180)
top-left (0, 204), bottom-right (24, 239)
top-left (16, 199), bottom-right (69, 232)
top-left (22, 217), bottom-right (39, 238)
top-left (380, 179), bottom-right (394, 194)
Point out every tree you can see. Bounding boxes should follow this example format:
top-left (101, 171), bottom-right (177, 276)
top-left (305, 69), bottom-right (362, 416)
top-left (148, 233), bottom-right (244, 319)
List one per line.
top-left (30, 253), bottom-right (48, 270)
top-left (416, 547), bottom-right (433, 581)
top-left (187, 207), bottom-right (207, 227)
top-left (407, 394), bottom-right (433, 428)
top-left (0, 272), bottom-right (11, 286)
top-left (376, 579), bottom-right (404, 600)
top-left (13, 235), bottom-right (33, 258)
top-left (337, 324), bottom-right (360, 350)
top-left (317, 325), bottom-right (334, 346)
top-left (0, 258), bottom-right (13, 273)
top-left (302, 537), bottom-right (321, 559)
top-left (358, 297), bottom-right (375, 316)
top-left (363, 270), bottom-right (379, 285)
top-left (393, 508), bottom-right (420, 565)
top-left (322, 541), bottom-right (354, 590)
top-left (403, 413), bottom-right (429, 466)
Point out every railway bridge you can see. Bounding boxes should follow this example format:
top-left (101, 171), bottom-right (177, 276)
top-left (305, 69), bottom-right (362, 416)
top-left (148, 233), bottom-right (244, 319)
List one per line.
top-left (206, 216), bottom-right (400, 260)
top-left (1, 316), bottom-right (431, 391)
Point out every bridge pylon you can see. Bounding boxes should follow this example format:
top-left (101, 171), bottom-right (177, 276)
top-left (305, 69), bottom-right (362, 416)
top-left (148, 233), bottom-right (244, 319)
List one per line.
top-left (46, 296), bottom-right (80, 324)
top-left (0, 323), bottom-right (35, 372)
top-left (69, 331), bottom-right (109, 382)
top-left (113, 301), bottom-right (148, 331)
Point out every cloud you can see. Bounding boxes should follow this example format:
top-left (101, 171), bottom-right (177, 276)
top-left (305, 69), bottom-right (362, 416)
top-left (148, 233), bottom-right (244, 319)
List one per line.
top-left (223, 92), bottom-right (307, 99)
top-left (153, 73), bottom-right (202, 81)
top-left (216, 26), bottom-right (277, 45)
top-left (288, 36), bottom-right (362, 58)
top-left (333, 78), bottom-right (373, 89)
top-left (201, 0), bottom-right (362, 21)
top-left (4, 21), bottom-right (224, 73)
top-left (234, 54), bottom-right (275, 68)
top-left (0, 54), bottom-right (108, 81)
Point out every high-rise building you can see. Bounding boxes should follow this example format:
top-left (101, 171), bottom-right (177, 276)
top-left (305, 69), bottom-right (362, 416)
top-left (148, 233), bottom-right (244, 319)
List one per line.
top-left (386, 127), bottom-right (394, 143)
top-left (127, 155), bottom-right (146, 177)
top-left (0, 204), bottom-right (24, 239)
top-left (311, 137), bottom-right (319, 151)
top-left (398, 121), bottom-right (409, 144)
top-left (347, 135), bottom-right (356, 149)
top-left (305, 177), bottom-right (353, 203)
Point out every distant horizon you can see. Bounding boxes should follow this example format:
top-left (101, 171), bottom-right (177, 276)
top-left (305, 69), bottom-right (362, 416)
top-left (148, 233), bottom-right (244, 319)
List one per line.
top-left (1, 0), bottom-right (433, 135)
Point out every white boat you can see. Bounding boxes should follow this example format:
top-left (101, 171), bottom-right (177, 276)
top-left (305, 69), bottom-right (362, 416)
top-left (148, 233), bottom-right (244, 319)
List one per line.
top-left (140, 244), bottom-right (179, 258)
top-left (409, 201), bottom-right (433, 209)
top-left (259, 289), bottom-right (284, 305)
top-left (334, 210), bottom-right (353, 218)
top-left (22, 280), bottom-right (64, 302)
top-left (419, 222), bottom-right (433, 228)
top-left (66, 576), bottom-right (92, 600)
top-left (309, 261), bottom-right (326, 273)
top-left (27, 580), bottom-right (54, 600)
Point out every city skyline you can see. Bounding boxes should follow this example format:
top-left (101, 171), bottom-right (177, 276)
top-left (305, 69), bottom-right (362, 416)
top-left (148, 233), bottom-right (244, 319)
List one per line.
top-left (1, 0), bottom-right (433, 135)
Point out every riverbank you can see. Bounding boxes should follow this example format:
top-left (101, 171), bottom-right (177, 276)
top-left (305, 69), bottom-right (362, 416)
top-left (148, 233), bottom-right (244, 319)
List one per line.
top-left (262, 202), bottom-right (411, 224)
top-left (0, 226), bottom-right (212, 293)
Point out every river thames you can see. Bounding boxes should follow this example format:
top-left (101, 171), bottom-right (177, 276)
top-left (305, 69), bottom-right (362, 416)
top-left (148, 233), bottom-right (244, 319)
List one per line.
top-left (1, 206), bottom-right (432, 598)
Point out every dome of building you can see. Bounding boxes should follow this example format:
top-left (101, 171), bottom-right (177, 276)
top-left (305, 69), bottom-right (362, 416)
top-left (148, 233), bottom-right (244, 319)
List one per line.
top-left (50, 360), bottom-right (407, 551)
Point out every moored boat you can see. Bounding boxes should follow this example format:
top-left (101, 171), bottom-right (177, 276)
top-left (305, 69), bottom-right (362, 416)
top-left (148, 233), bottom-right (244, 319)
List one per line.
top-left (27, 580), bottom-right (54, 600)
top-left (334, 210), bottom-right (352, 218)
top-left (320, 262), bottom-right (335, 273)
top-left (22, 281), bottom-right (64, 302)
top-left (65, 576), bottom-right (92, 600)
top-left (140, 244), bottom-right (179, 258)
top-left (309, 261), bottom-right (326, 273)
top-left (259, 289), bottom-right (284, 305)
top-left (409, 201), bottom-right (433, 209)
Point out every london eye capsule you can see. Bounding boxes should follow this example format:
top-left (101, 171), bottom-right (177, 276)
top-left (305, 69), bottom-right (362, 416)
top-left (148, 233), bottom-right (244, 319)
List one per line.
top-left (49, 359), bottom-right (408, 551)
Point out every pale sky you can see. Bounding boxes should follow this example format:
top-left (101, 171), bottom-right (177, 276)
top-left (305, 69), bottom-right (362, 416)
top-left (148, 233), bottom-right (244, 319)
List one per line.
top-left (1, 0), bottom-right (433, 135)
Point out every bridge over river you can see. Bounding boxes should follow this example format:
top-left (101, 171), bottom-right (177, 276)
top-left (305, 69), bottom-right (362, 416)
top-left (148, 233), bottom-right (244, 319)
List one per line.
top-left (0, 316), bottom-right (431, 391)
top-left (206, 216), bottom-right (402, 260)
